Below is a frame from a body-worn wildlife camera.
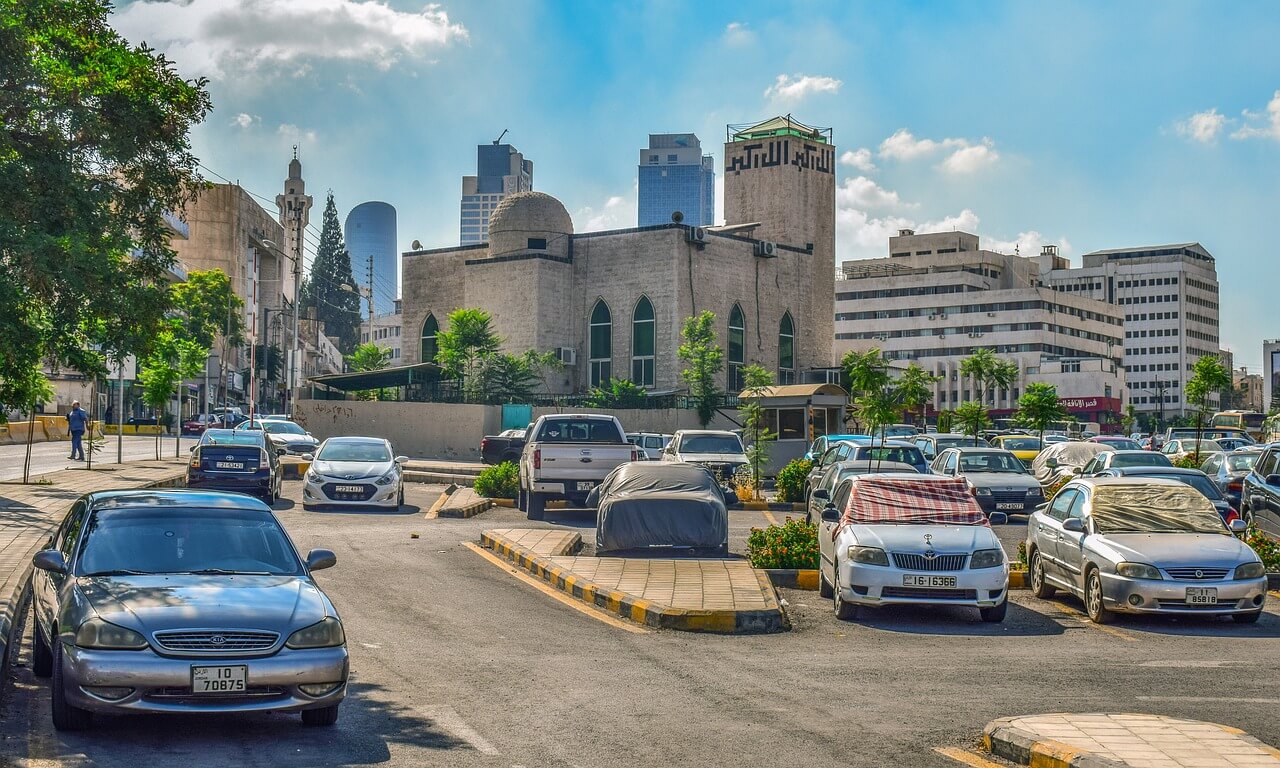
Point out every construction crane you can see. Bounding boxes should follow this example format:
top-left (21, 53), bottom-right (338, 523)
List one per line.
top-left (492, 129), bottom-right (508, 145)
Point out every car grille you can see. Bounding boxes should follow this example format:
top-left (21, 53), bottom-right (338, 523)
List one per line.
top-left (153, 630), bottom-right (280, 653)
top-left (991, 491), bottom-right (1028, 507)
top-left (285, 442), bottom-right (315, 453)
top-left (321, 482), bottom-right (376, 501)
top-left (1164, 567), bottom-right (1231, 581)
top-left (891, 553), bottom-right (968, 571)
top-left (147, 686), bottom-right (287, 702)
top-left (881, 587), bottom-right (978, 600)
top-left (1155, 599), bottom-right (1234, 610)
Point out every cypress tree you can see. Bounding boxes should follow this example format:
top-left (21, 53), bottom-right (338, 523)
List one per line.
top-left (301, 192), bottom-right (362, 353)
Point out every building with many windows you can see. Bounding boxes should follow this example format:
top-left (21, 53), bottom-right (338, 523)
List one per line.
top-left (344, 201), bottom-right (398, 317)
top-left (637, 133), bottom-right (715, 227)
top-left (460, 142), bottom-right (533, 244)
top-left (360, 303), bottom-right (403, 363)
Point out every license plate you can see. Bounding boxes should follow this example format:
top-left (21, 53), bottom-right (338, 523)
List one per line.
top-left (214, 461), bottom-right (244, 470)
top-left (576, 481), bottom-right (596, 491)
top-left (1186, 587), bottom-right (1218, 605)
top-left (903, 575), bottom-right (957, 588)
top-left (191, 665), bottom-right (247, 694)
top-left (996, 502), bottom-right (1023, 510)
top-left (334, 485), bottom-right (363, 493)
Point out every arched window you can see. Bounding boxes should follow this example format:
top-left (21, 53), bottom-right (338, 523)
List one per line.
top-left (728, 303), bottom-right (745, 393)
top-left (589, 299), bottom-right (612, 387)
top-left (778, 312), bottom-right (796, 384)
top-left (631, 296), bottom-right (655, 387)
top-left (420, 314), bottom-right (438, 363)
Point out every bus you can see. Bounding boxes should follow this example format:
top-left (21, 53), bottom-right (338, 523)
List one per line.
top-left (1210, 410), bottom-right (1266, 440)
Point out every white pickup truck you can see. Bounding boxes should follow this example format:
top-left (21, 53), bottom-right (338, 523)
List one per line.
top-left (519, 414), bottom-right (637, 520)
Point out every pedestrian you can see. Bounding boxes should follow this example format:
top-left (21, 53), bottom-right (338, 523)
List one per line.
top-left (67, 401), bottom-right (88, 461)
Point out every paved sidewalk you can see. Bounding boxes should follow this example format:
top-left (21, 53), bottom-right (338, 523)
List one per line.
top-left (986, 713), bottom-right (1280, 768)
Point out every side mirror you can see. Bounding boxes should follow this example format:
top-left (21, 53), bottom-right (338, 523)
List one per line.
top-left (1046, 459), bottom-right (1059, 469)
top-left (276, 448), bottom-right (287, 456)
top-left (820, 505), bottom-right (841, 523)
top-left (189, 445), bottom-right (197, 452)
top-left (988, 512), bottom-right (1009, 526)
top-left (1267, 474), bottom-right (1280, 487)
top-left (32, 550), bottom-right (67, 575)
top-left (395, 455), bottom-right (408, 464)
top-left (1061, 518), bottom-right (1085, 534)
top-left (306, 549), bottom-right (337, 572)
top-left (301, 453), bottom-right (314, 462)
top-left (812, 488), bottom-right (830, 501)
top-left (1228, 518), bottom-right (1247, 533)
top-left (586, 487), bottom-right (601, 508)
top-left (1072, 466), bottom-right (1083, 475)
top-left (723, 489), bottom-right (739, 506)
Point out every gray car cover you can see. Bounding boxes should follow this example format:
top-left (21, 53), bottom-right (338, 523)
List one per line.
top-left (595, 462), bottom-right (729, 554)
top-left (1031, 441), bottom-right (1108, 485)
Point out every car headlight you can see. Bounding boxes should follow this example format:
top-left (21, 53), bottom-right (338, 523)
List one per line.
top-left (75, 618), bottom-right (148, 650)
top-left (1234, 562), bottom-right (1266, 580)
top-left (285, 617), bottom-right (346, 649)
top-left (973, 487), bottom-right (991, 496)
top-left (847, 546), bottom-right (889, 566)
top-left (970, 548), bottom-right (1004, 569)
top-left (305, 468), bottom-right (321, 482)
top-left (1025, 487), bottom-right (1043, 497)
top-left (374, 471), bottom-right (398, 486)
top-left (1116, 562), bottom-right (1162, 580)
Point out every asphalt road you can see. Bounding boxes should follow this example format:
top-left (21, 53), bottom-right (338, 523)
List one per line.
top-left (0, 435), bottom-right (189, 482)
top-left (2, 482), bottom-right (1277, 767)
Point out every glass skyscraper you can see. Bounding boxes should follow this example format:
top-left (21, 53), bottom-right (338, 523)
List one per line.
top-left (637, 133), bottom-right (715, 227)
top-left (460, 143), bottom-right (533, 244)
top-left (344, 201), bottom-right (398, 317)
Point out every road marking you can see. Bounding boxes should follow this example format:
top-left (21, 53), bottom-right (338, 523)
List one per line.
top-left (1137, 695), bottom-right (1280, 704)
top-left (934, 746), bottom-right (1006, 768)
top-left (1139, 659), bottom-right (1241, 668)
top-left (1051, 600), bottom-right (1137, 641)
top-left (762, 509), bottom-right (779, 525)
top-left (463, 542), bottom-right (649, 634)
top-left (420, 705), bottom-right (499, 755)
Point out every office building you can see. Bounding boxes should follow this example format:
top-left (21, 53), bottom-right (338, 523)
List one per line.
top-left (637, 133), bottom-right (715, 227)
top-left (360, 301), bottom-right (404, 362)
top-left (345, 201), bottom-right (398, 316)
top-left (460, 143), bottom-right (533, 244)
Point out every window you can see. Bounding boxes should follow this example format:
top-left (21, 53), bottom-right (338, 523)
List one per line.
top-left (630, 296), bottom-right (655, 387)
top-left (420, 314), bottom-right (438, 362)
top-left (777, 408), bottom-right (805, 440)
top-left (527, 237), bottom-right (547, 250)
top-left (667, 154), bottom-right (678, 163)
top-left (778, 312), bottom-right (795, 384)
top-left (728, 304), bottom-right (745, 393)
top-left (649, 154), bottom-right (658, 164)
top-left (590, 299), bottom-right (612, 387)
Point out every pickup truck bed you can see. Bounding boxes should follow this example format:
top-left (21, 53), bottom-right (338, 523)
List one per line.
top-left (519, 414), bottom-right (636, 520)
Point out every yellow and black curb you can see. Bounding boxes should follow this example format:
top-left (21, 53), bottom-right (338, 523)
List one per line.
top-left (480, 530), bottom-right (790, 634)
top-left (764, 569), bottom-right (819, 590)
top-left (280, 460), bottom-right (310, 480)
top-left (735, 501), bottom-right (806, 512)
top-left (427, 485), bottom-right (491, 519)
top-left (985, 719), bottom-right (1123, 768)
top-left (1009, 569), bottom-right (1028, 590)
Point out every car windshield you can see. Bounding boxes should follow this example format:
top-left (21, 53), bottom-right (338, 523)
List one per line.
top-left (261, 421), bottom-right (306, 435)
top-left (77, 508), bottom-right (302, 576)
top-left (681, 435), bottom-right (743, 453)
top-left (881, 426), bottom-right (917, 438)
top-left (537, 418), bottom-right (625, 443)
top-left (937, 436), bottom-right (985, 449)
top-left (1099, 438), bottom-right (1141, 450)
top-left (1000, 437), bottom-right (1042, 451)
top-left (1130, 473), bottom-right (1222, 499)
top-left (317, 441), bottom-right (391, 462)
top-left (1227, 454), bottom-right (1259, 472)
top-left (200, 430), bottom-right (263, 447)
top-left (851, 446), bottom-right (923, 465)
top-left (1111, 453), bottom-right (1171, 468)
top-left (1090, 485), bottom-right (1226, 534)
top-left (958, 452), bottom-right (1027, 473)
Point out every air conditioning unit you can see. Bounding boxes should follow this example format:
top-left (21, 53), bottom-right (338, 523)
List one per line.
top-left (939, 313), bottom-right (948, 319)
top-left (754, 241), bottom-right (777, 258)
top-left (685, 226), bottom-right (709, 244)
top-left (555, 347), bottom-right (577, 366)
top-left (987, 312), bottom-right (996, 317)
top-left (928, 314), bottom-right (937, 320)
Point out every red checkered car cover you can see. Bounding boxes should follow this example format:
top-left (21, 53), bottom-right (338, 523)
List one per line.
top-left (835, 476), bottom-right (987, 538)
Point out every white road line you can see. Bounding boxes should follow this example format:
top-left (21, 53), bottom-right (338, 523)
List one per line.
top-left (1137, 695), bottom-right (1280, 704)
top-left (420, 705), bottom-right (500, 756)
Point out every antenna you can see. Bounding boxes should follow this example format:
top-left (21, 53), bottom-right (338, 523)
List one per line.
top-left (493, 129), bottom-right (508, 145)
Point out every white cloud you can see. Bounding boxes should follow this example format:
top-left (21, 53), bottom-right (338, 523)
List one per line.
top-left (111, 0), bottom-right (469, 78)
top-left (575, 194), bottom-right (629, 232)
top-left (879, 129), bottom-right (1000, 174)
top-left (1230, 90), bottom-right (1280, 141)
top-left (723, 21), bottom-right (754, 46)
top-left (277, 123), bottom-right (317, 145)
top-left (839, 148), bottom-right (876, 172)
top-left (878, 129), bottom-right (965, 161)
top-left (1175, 108), bottom-right (1227, 143)
top-left (940, 141), bottom-right (1000, 174)
top-left (230, 112), bottom-right (260, 128)
top-left (763, 74), bottom-right (842, 103)
top-left (836, 176), bottom-right (916, 211)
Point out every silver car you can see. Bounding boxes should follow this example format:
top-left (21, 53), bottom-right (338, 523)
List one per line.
top-left (30, 490), bottom-right (348, 730)
top-left (932, 447), bottom-right (1043, 515)
top-left (1026, 477), bottom-right (1267, 624)
top-left (302, 436), bottom-right (407, 510)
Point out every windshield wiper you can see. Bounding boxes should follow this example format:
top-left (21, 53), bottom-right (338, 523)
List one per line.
top-left (180, 568), bottom-right (273, 575)
top-left (83, 569), bottom-right (158, 576)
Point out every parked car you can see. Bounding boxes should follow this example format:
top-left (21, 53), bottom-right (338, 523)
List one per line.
top-left (660, 430), bottom-right (748, 481)
top-left (626, 432), bottom-right (673, 461)
top-left (931, 447), bottom-right (1044, 516)
top-left (1201, 450), bottom-right (1261, 510)
top-left (29, 490), bottom-right (347, 730)
top-left (913, 433), bottom-right (987, 462)
top-left (126, 416), bottom-right (159, 427)
top-left (180, 414), bottom-right (220, 435)
top-left (237, 419), bottom-right (320, 456)
top-left (187, 428), bottom-right (283, 504)
top-left (1161, 438), bottom-right (1225, 462)
top-left (1088, 436), bottom-right (1143, 451)
top-left (988, 434), bottom-right (1043, 463)
top-left (839, 440), bottom-right (931, 475)
top-left (1165, 426), bottom-right (1252, 444)
top-left (806, 460), bottom-right (919, 523)
top-left (1241, 443), bottom-right (1280, 540)
top-left (880, 424), bottom-right (920, 439)
top-left (1025, 477), bottom-right (1264, 623)
top-left (1043, 434), bottom-right (1072, 445)
top-left (1096, 466), bottom-right (1239, 525)
top-left (1031, 441), bottom-right (1110, 488)
top-left (816, 474), bottom-right (1010, 622)
top-left (804, 433), bottom-right (871, 462)
top-left (589, 462), bottom-right (731, 557)
top-left (520, 414), bottom-right (636, 520)
top-left (804, 439), bottom-right (870, 500)
top-left (1214, 437), bottom-right (1255, 452)
top-left (302, 437), bottom-right (407, 510)
top-left (1078, 450), bottom-right (1173, 476)
top-left (480, 428), bottom-right (527, 465)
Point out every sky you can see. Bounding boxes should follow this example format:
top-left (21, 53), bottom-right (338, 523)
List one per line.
top-left (110, 0), bottom-right (1280, 372)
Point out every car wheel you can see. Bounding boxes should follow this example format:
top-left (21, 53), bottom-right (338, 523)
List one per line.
top-left (833, 569), bottom-right (858, 621)
top-left (31, 619), bottom-right (52, 678)
top-left (818, 563), bottom-right (834, 599)
top-left (1084, 567), bottom-right (1115, 624)
top-left (398, 485), bottom-right (405, 508)
top-left (51, 640), bottom-right (92, 731)
top-left (979, 599), bottom-right (1008, 623)
top-left (526, 492), bottom-right (545, 521)
top-left (502, 452), bottom-right (520, 464)
top-left (301, 704), bottom-right (340, 727)
top-left (517, 487), bottom-right (527, 512)
top-left (1030, 550), bottom-right (1055, 599)
top-left (1232, 610), bottom-right (1262, 624)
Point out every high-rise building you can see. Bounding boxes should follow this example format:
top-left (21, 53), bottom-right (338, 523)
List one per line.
top-left (460, 143), bottom-right (533, 244)
top-left (637, 133), bottom-right (715, 227)
top-left (344, 201), bottom-right (398, 317)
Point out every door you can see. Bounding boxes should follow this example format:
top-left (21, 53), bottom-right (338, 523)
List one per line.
top-left (1035, 488), bottom-right (1078, 585)
top-left (36, 501), bottom-right (88, 639)
top-left (1056, 491), bottom-right (1089, 590)
top-left (1249, 449), bottom-right (1280, 537)
top-left (819, 480), bottom-right (853, 582)
top-left (501, 404), bottom-right (533, 432)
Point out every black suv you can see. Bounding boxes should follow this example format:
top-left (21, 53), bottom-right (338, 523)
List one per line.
top-left (1241, 444), bottom-right (1280, 539)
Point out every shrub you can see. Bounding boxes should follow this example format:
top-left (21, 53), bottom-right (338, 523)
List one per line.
top-left (733, 475), bottom-right (759, 503)
top-left (474, 461), bottom-right (519, 499)
top-left (1015, 540), bottom-right (1028, 568)
top-left (1244, 525), bottom-right (1280, 572)
top-left (747, 518), bottom-right (819, 569)
top-left (775, 458), bottom-right (813, 503)
top-left (1170, 454), bottom-right (1201, 469)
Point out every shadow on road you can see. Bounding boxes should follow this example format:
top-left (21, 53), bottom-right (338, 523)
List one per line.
top-left (830, 600), bottom-right (1067, 637)
top-left (1039, 594), bottom-right (1280, 638)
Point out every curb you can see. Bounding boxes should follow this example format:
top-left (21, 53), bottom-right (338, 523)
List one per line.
top-left (481, 531), bottom-right (789, 634)
top-left (1009, 569), bottom-right (1028, 590)
top-left (985, 719), bottom-right (1125, 768)
top-left (405, 470), bottom-right (480, 486)
top-left (437, 497), bottom-right (491, 519)
top-left (734, 501), bottom-right (806, 512)
top-left (489, 498), bottom-right (516, 508)
top-left (764, 569), bottom-right (819, 590)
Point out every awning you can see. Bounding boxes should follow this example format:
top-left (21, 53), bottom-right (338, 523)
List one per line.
top-left (737, 383), bottom-right (847, 399)
top-left (307, 362), bottom-right (443, 392)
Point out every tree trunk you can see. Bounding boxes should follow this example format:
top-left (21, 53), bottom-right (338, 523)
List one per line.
top-left (22, 400), bottom-right (35, 483)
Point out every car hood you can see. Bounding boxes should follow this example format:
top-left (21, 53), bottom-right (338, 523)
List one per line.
top-left (75, 575), bottom-right (329, 636)
top-left (677, 453), bottom-right (747, 464)
top-left (843, 524), bottom-right (999, 553)
top-left (1094, 533), bottom-right (1253, 568)
top-left (268, 433), bottom-right (317, 444)
top-left (311, 459), bottom-right (394, 479)
top-left (962, 472), bottom-right (1039, 490)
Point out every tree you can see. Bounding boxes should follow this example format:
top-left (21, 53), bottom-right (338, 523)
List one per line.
top-left (840, 348), bottom-right (892, 432)
top-left (1015, 383), bottom-right (1068, 444)
top-left (0, 0), bottom-right (210, 413)
top-left (896, 363), bottom-right (939, 428)
top-left (960, 348), bottom-right (1018, 406)
top-left (739, 364), bottom-right (777, 492)
top-left (478, 351), bottom-right (561, 404)
top-left (171, 269), bottom-right (244, 349)
top-left (345, 342), bottom-right (392, 400)
top-left (300, 193), bottom-right (361, 353)
top-left (1185, 354), bottom-right (1232, 462)
top-left (586, 378), bottom-right (648, 409)
top-left (677, 311), bottom-right (724, 427)
top-left (954, 400), bottom-right (991, 442)
top-left (1123, 403), bottom-right (1139, 435)
top-left (435, 309), bottom-right (502, 401)
top-left (138, 322), bottom-right (204, 457)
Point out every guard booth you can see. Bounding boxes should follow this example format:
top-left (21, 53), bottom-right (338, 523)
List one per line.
top-left (736, 383), bottom-right (849, 476)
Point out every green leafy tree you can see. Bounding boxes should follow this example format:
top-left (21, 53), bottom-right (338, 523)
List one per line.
top-left (0, 0), bottom-right (210, 413)
top-left (739, 364), bottom-right (777, 492)
top-left (677, 311), bottom-right (724, 427)
top-left (1185, 354), bottom-right (1233, 462)
top-left (139, 323), bottom-right (204, 457)
top-left (1123, 403), bottom-right (1139, 435)
top-left (300, 193), bottom-right (361, 353)
top-left (954, 400), bottom-right (991, 442)
top-left (345, 342), bottom-right (392, 400)
top-left (936, 409), bottom-right (954, 434)
top-left (840, 348), bottom-right (892, 432)
top-left (436, 308), bottom-right (502, 401)
top-left (479, 351), bottom-right (561, 404)
top-left (896, 363), bottom-right (939, 428)
top-left (171, 269), bottom-right (244, 348)
top-left (1015, 383), bottom-right (1068, 444)
top-left (960, 348), bottom-right (1018, 406)
top-left (586, 378), bottom-right (648, 408)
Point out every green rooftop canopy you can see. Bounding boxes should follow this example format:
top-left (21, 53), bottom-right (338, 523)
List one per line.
top-left (307, 362), bottom-right (442, 392)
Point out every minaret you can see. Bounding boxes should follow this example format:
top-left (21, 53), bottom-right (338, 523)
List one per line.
top-left (275, 146), bottom-right (313, 302)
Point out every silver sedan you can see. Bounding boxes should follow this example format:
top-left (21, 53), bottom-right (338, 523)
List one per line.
top-left (1026, 477), bottom-right (1267, 624)
top-left (30, 490), bottom-right (348, 730)
top-left (302, 436), bottom-right (407, 510)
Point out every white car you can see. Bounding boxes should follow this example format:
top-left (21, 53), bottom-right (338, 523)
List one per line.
top-left (817, 474), bottom-right (1010, 622)
top-left (237, 418), bottom-right (320, 455)
top-left (660, 430), bottom-right (748, 481)
top-left (303, 437), bottom-right (407, 510)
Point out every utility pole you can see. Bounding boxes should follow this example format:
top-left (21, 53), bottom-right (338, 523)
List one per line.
top-left (366, 254), bottom-right (375, 345)
top-left (289, 208), bottom-right (302, 415)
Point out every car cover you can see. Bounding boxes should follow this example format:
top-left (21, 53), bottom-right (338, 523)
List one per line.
top-left (595, 463), bottom-right (728, 554)
top-left (1089, 482), bottom-right (1226, 535)
top-left (836, 476), bottom-right (986, 537)
top-left (1031, 442), bottom-right (1108, 485)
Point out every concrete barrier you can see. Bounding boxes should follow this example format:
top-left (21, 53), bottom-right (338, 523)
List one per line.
top-left (4, 421), bottom-right (46, 444)
top-left (36, 416), bottom-right (67, 441)
top-left (0, 425), bottom-right (11, 445)
top-left (102, 424), bottom-right (166, 436)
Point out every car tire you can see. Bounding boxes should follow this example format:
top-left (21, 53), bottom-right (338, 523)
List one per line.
top-left (31, 619), bottom-right (53, 678)
top-left (1232, 610), bottom-right (1262, 624)
top-left (833, 570), bottom-right (858, 621)
top-left (301, 704), bottom-right (340, 727)
top-left (1029, 550), bottom-right (1055, 599)
top-left (398, 485), bottom-right (405, 508)
top-left (502, 452), bottom-right (520, 464)
top-left (51, 641), bottom-right (92, 731)
top-left (818, 564), bottom-right (834, 599)
top-left (517, 487), bottom-right (527, 512)
top-left (979, 599), bottom-right (1008, 623)
top-left (1084, 567), bottom-right (1115, 624)
top-left (526, 492), bottom-right (545, 521)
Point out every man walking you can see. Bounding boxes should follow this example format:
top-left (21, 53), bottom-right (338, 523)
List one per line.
top-left (67, 401), bottom-right (88, 461)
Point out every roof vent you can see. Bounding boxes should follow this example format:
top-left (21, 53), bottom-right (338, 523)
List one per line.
top-left (898, 228), bottom-right (915, 237)
top-left (1041, 245), bottom-right (1059, 256)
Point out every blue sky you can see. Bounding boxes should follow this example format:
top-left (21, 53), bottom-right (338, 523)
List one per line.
top-left (112, 0), bottom-right (1280, 372)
